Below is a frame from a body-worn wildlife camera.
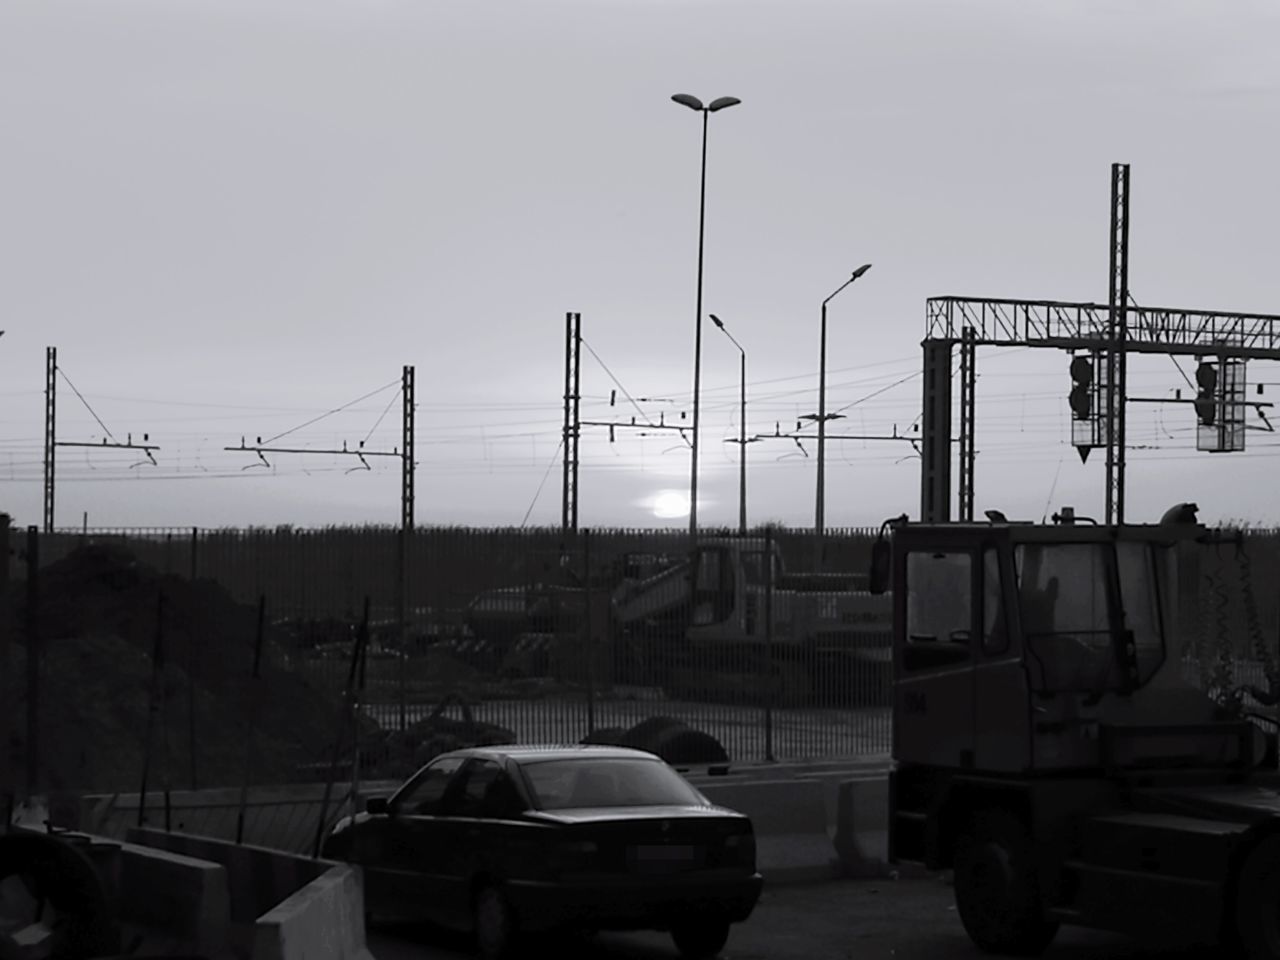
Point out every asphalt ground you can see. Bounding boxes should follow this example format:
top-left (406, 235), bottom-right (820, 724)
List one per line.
top-left (366, 874), bottom-right (1224, 960)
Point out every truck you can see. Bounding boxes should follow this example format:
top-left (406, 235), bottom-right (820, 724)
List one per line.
top-left (464, 536), bottom-right (894, 704)
top-left (872, 504), bottom-right (1280, 958)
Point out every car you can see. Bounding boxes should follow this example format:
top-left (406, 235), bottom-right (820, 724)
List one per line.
top-left (322, 743), bottom-right (764, 959)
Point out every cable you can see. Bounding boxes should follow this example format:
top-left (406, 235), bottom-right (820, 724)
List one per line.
top-left (260, 379), bottom-right (400, 445)
top-left (57, 368), bottom-right (117, 442)
top-left (581, 338), bottom-right (656, 425)
top-left (362, 388), bottom-right (403, 447)
top-left (520, 437), bottom-right (565, 529)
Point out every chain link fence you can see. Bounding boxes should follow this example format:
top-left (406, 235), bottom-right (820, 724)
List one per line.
top-left (8, 520), bottom-right (1280, 801)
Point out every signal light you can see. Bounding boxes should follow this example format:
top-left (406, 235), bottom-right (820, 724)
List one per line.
top-left (1069, 354), bottom-right (1093, 421)
top-left (1195, 362), bottom-right (1218, 426)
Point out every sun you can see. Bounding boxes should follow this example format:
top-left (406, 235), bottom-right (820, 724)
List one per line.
top-left (650, 489), bottom-right (691, 519)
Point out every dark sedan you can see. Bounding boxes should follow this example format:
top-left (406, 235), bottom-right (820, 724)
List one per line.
top-left (322, 744), bottom-right (763, 959)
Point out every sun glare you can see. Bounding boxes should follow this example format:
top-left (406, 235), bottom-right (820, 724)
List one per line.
top-left (650, 490), bottom-right (691, 519)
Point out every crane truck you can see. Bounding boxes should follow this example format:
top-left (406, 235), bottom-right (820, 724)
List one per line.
top-left (871, 504), bottom-right (1280, 958)
top-left (465, 536), bottom-right (893, 704)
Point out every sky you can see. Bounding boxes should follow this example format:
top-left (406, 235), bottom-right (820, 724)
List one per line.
top-left (4, 0), bottom-right (1280, 532)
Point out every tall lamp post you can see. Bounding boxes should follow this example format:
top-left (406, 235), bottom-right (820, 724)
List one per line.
top-left (710, 314), bottom-right (755, 536)
top-left (812, 264), bottom-right (872, 562)
top-left (671, 92), bottom-right (741, 539)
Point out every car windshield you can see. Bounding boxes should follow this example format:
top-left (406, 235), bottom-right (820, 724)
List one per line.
top-left (520, 757), bottom-right (705, 810)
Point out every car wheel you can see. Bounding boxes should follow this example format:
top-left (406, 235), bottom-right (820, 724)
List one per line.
top-left (670, 915), bottom-right (730, 959)
top-left (1232, 834), bottom-right (1280, 960)
top-left (952, 809), bottom-right (1059, 956)
top-left (473, 884), bottom-right (517, 960)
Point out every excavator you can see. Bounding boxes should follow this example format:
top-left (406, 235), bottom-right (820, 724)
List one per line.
top-left (872, 503), bottom-right (1280, 959)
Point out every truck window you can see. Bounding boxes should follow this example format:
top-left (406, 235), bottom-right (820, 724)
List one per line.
top-left (1016, 543), bottom-right (1116, 693)
top-left (904, 551), bottom-right (973, 671)
top-left (982, 547), bottom-right (1008, 655)
top-left (1116, 541), bottom-right (1166, 685)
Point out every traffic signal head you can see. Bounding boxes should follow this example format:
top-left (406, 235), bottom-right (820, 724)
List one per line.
top-left (1069, 355), bottom-right (1093, 421)
top-left (1195, 361), bottom-right (1218, 426)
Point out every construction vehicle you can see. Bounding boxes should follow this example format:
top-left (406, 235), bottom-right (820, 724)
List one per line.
top-left (871, 504), bottom-right (1280, 958)
top-left (464, 537), bottom-right (893, 704)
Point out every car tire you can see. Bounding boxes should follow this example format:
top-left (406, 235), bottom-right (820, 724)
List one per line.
top-left (670, 915), bottom-right (730, 959)
top-left (952, 809), bottom-right (1058, 956)
top-left (1233, 834), bottom-right (1280, 960)
top-left (473, 884), bottom-right (517, 960)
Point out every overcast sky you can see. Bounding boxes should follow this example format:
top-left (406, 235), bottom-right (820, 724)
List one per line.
top-left (4, 0), bottom-right (1280, 532)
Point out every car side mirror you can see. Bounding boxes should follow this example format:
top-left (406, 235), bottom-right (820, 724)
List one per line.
top-left (869, 538), bottom-right (891, 595)
top-left (366, 796), bottom-right (389, 815)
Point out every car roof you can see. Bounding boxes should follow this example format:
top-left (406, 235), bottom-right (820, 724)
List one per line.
top-left (440, 744), bottom-right (663, 764)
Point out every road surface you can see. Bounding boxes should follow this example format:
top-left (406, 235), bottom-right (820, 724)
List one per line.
top-left (366, 874), bottom-right (1219, 960)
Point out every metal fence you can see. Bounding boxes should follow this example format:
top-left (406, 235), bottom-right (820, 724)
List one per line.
top-left (9, 519), bottom-right (1280, 798)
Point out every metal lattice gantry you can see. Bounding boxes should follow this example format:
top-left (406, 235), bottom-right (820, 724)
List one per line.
top-left (920, 163), bottom-right (1280, 525)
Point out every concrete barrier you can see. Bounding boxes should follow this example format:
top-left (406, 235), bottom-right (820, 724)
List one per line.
top-left (832, 776), bottom-right (890, 878)
top-left (126, 827), bottom-right (374, 960)
top-left (697, 778), bottom-right (841, 883)
top-left (115, 839), bottom-right (233, 957)
top-left (253, 865), bottom-right (374, 960)
top-left (126, 828), bottom-right (333, 922)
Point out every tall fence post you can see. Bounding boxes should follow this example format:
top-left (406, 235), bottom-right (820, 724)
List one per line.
top-left (583, 529), bottom-right (595, 737)
top-left (763, 526), bottom-right (775, 763)
top-left (236, 595), bottom-right (267, 845)
top-left (138, 590), bottom-right (166, 829)
top-left (0, 515), bottom-right (10, 821)
top-left (190, 527), bottom-right (198, 581)
top-left (24, 526), bottom-right (39, 802)
top-left (397, 527), bottom-right (408, 733)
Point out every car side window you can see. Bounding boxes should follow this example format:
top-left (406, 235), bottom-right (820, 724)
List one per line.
top-left (983, 547), bottom-right (1009, 655)
top-left (447, 759), bottom-right (525, 819)
top-left (392, 756), bottom-right (464, 816)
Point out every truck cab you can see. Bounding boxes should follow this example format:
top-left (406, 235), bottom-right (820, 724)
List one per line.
top-left (872, 509), bottom-right (1280, 959)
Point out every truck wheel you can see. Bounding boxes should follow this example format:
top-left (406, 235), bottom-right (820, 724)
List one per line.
top-left (953, 810), bottom-right (1059, 956)
top-left (1233, 834), bottom-right (1280, 960)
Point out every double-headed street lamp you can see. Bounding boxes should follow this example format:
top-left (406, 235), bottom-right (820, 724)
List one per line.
top-left (710, 314), bottom-right (756, 536)
top-left (671, 92), bottom-right (741, 539)
top-left (811, 264), bottom-right (872, 559)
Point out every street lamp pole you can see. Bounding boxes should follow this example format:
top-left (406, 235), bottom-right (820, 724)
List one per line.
top-left (814, 264), bottom-right (872, 561)
top-left (671, 93), bottom-right (741, 540)
top-left (710, 314), bottom-right (752, 536)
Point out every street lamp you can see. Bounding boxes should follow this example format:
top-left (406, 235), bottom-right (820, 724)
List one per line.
top-left (710, 314), bottom-right (755, 536)
top-left (671, 92), bottom-right (741, 539)
top-left (813, 264), bottom-right (872, 560)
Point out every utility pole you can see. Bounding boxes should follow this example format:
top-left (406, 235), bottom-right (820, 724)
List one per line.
top-left (398, 365), bottom-right (414, 734)
top-left (1105, 163), bottom-right (1131, 525)
top-left (561, 312), bottom-right (581, 538)
top-left (43, 347), bottom-right (162, 533)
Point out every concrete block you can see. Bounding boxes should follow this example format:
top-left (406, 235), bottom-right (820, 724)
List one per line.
top-left (698, 778), bottom-right (841, 884)
top-left (115, 839), bottom-right (231, 957)
top-left (126, 828), bottom-right (332, 922)
top-left (252, 866), bottom-right (373, 960)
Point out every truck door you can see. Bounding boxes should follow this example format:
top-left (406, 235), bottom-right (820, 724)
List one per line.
top-left (973, 544), bottom-right (1031, 772)
top-left (893, 547), bottom-right (977, 770)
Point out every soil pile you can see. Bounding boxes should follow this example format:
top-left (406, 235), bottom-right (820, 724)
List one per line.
top-left (5, 543), bottom-right (365, 795)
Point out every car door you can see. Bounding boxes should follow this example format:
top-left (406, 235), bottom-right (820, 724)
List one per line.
top-left (360, 754), bottom-right (466, 922)
top-left (433, 758), bottom-right (513, 924)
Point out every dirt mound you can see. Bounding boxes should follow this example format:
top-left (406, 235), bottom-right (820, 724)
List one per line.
top-left (7, 543), bottom-right (363, 795)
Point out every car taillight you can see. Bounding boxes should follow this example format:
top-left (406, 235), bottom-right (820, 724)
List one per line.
top-left (723, 829), bottom-right (756, 868)
top-left (548, 839), bottom-right (599, 877)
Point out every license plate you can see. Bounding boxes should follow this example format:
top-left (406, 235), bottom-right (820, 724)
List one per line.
top-left (630, 844), bottom-right (701, 872)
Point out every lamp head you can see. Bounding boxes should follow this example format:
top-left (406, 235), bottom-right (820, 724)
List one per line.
top-left (707, 96), bottom-right (741, 112)
top-left (709, 314), bottom-right (725, 330)
top-left (851, 263), bottom-right (872, 281)
top-left (671, 94), bottom-right (704, 111)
